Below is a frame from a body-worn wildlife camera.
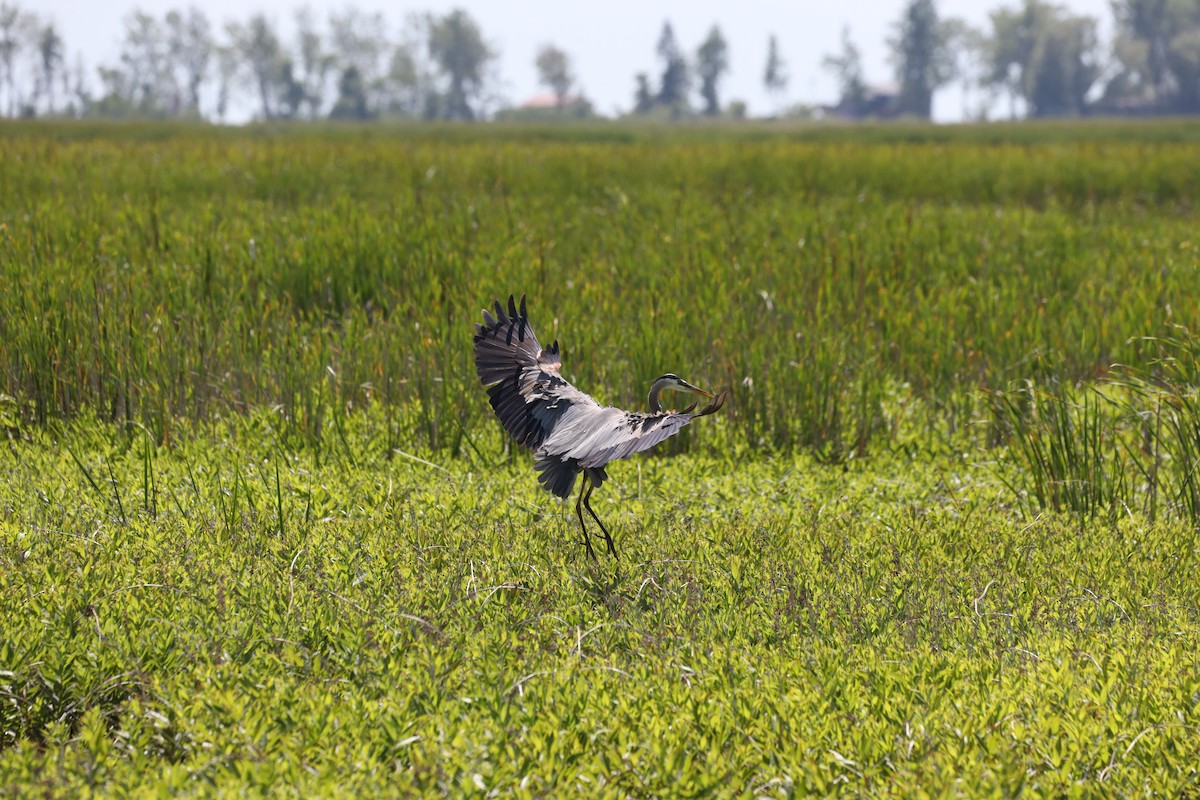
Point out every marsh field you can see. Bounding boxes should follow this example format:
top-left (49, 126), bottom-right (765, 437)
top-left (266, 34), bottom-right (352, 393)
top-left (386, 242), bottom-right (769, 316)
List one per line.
top-left (2, 120), bottom-right (1200, 795)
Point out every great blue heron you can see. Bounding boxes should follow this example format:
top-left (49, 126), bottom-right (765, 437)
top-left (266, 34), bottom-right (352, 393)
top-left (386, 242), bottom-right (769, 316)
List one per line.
top-left (473, 294), bottom-right (727, 560)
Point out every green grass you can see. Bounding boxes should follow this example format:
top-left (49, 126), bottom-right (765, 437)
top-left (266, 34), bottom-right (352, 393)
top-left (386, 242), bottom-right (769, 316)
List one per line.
top-left (3, 411), bottom-right (1199, 795)
top-left (3, 120), bottom-right (1200, 455)
top-left (2, 119), bottom-right (1200, 794)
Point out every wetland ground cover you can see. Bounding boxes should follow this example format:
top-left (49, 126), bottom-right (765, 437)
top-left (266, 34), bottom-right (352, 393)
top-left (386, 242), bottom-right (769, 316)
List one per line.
top-left (1, 119), bottom-right (1199, 795)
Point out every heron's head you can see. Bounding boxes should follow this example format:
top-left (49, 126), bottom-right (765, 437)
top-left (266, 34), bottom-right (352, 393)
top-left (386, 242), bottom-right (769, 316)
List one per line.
top-left (648, 373), bottom-right (714, 412)
top-left (655, 373), bottom-right (714, 398)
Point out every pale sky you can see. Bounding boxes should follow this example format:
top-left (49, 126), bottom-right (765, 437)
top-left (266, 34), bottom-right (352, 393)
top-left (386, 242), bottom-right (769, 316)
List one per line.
top-left (35, 0), bottom-right (1114, 122)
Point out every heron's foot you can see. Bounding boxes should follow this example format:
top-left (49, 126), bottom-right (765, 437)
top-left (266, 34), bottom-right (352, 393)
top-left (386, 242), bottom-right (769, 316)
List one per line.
top-left (581, 533), bottom-right (598, 561)
top-left (603, 531), bottom-right (618, 559)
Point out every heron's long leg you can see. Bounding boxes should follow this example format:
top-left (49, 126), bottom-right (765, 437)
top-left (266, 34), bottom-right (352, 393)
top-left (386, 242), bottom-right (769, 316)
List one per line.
top-left (575, 477), bottom-right (597, 561)
top-left (583, 483), bottom-right (618, 559)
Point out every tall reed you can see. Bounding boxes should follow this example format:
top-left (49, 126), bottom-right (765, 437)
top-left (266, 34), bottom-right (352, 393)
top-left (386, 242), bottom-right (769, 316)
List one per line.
top-left (2, 124), bottom-right (1199, 460)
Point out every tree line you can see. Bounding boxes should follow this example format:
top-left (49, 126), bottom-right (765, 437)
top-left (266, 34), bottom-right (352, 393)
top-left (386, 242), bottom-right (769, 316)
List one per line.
top-left (1, 0), bottom-right (1198, 123)
top-left (871, 0), bottom-right (1200, 118)
top-left (0, 5), bottom-right (496, 121)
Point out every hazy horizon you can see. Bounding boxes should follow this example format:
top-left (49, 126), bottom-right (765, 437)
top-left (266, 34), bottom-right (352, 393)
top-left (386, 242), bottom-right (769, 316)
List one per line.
top-left (33, 0), bottom-right (1114, 122)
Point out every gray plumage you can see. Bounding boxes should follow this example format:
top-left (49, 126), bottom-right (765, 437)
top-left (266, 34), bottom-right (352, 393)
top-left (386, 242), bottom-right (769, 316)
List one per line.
top-left (473, 294), bottom-right (726, 560)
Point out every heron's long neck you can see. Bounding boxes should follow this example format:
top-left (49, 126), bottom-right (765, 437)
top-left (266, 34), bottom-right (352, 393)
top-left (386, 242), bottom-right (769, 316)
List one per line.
top-left (647, 377), bottom-right (674, 413)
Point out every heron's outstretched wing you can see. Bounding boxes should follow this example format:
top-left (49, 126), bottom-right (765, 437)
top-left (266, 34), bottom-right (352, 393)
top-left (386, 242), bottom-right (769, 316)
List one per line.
top-left (473, 294), bottom-right (601, 451)
top-left (566, 392), bottom-right (728, 469)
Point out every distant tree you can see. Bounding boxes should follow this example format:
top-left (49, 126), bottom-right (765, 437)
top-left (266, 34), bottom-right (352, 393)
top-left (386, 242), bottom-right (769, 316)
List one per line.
top-left (1110, 0), bottom-right (1173, 105)
top-left (822, 26), bottom-right (867, 113)
top-left (535, 44), bottom-right (573, 106)
top-left (165, 8), bottom-right (212, 115)
top-left (328, 7), bottom-right (388, 114)
top-left (34, 21), bottom-right (62, 114)
top-left (1031, 13), bottom-right (1100, 116)
top-left (103, 11), bottom-right (173, 116)
top-left (888, 0), bottom-right (958, 117)
top-left (763, 34), bottom-right (788, 108)
top-left (1107, 0), bottom-right (1200, 113)
top-left (695, 25), bottom-right (729, 115)
top-left (379, 13), bottom-right (433, 118)
top-left (93, 66), bottom-right (135, 117)
top-left (983, 0), bottom-right (1099, 117)
top-left (981, 2), bottom-right (1035, 115)
top-left (0, 4), bottom-right (22, 115)
top-left (0, 4), bottom-right (44, 117)
top-left (383, 41), bottom-right (422, 116)
top-left (226, 13), bottom-right (285, 120)
top-left (426, 9), bottom-right (494, 120)
top-left (63, 53), bottom-right (90, 116)
top-left (655, 21), bottom-right (689, 110)
top-left (329, 64), bottom-right (370, 119)
top-left (277, 60), bottom-right (306, 119)
top-left (633, 72), bottom-right (653, 112)
top-left (214, 43), bottom-right (237, 122)
top-left (291, 7), bottom-right (331, 119)
top-left (1171, 29), bottom-right (1200, 113)
top-left (941, 18), bottom-right (987, 119)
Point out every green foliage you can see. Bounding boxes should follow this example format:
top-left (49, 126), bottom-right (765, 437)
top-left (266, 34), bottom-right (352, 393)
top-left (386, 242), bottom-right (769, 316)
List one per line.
top-left (989, 381), bottom-right (1132, 520)
top-left (1123, 331), bottom-right (1200, 524)
top-left (3, 121), bottom-right (1200, 793)
top-left (2, 411), bottom-right (1199, 795)
top-left (984, 333), bottom-right (1200, 527)
top-left (3, 120), bottom-right (1200, 463)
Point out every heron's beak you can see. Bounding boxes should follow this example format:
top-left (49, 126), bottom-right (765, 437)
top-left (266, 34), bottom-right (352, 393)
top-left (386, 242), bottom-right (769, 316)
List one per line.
top-left (678, 380), bottom-right (715, 399)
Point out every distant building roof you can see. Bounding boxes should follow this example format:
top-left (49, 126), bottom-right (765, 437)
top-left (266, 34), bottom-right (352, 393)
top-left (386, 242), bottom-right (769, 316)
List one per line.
top-left (520, 92), bottom-right (583, 109)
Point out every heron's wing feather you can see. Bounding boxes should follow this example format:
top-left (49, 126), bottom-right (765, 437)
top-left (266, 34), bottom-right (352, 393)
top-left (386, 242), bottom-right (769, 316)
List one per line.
top-left (572, 392), bottom-right (728, 468)
top-left (473, 294), bottom-right (597, 451)
top-left (473, 294), bottom-right (560, 384)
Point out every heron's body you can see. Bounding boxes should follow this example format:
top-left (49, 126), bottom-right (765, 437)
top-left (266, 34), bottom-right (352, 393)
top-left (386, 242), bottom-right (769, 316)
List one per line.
top-left (473, 294), bottom-right (726, 559)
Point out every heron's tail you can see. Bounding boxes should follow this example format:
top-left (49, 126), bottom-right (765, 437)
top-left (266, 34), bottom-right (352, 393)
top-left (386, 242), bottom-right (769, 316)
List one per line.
top-left (534, 456), bottom-right (578, 498)
top-left (533, 456), bottom-right (609, 499)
